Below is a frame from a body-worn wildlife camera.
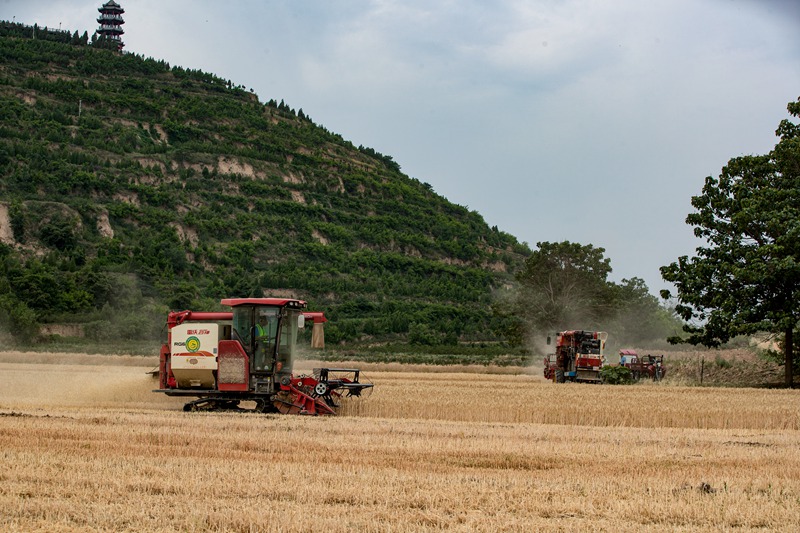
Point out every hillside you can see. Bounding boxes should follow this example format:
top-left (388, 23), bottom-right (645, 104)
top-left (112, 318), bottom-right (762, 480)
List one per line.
top-left (0, 27), bottom-right (530, 347)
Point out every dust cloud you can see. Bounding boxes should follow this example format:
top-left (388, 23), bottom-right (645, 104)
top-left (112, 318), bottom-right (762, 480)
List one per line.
top-left (0, 351), bottom-right (183, 411)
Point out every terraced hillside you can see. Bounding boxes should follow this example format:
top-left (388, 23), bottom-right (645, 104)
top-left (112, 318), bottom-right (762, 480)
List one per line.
top-left (0, 27), bottom-right (529, 346)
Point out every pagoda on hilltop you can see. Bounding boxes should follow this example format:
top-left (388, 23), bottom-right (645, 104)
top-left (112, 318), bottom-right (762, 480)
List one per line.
top-left (96, 0), bottom-right (125, 50)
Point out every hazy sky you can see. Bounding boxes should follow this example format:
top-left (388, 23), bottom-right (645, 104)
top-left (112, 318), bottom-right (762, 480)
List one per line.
top-left (3, 0), bottom-right (799, 296)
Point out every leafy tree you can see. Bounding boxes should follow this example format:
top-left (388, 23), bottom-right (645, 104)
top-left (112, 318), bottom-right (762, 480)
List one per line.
top-left (9, 202), bottom-right (25, 243)
top-left (38, 215), bottom-right (77, 250)
top-left (506, 242), bottom-right (678, 348)
top-left (661, 98), bottom-right (800, 387)
top-left (608, 277), bottom-right (681, 345)
top-left (408, 322), bottom-right (439, 346)
top-left (168, 281), bottom-right (200, 310)
top-left (0, 294), bottom-right (39, 341)
top-left (515, 241), bottom-right (614, 339)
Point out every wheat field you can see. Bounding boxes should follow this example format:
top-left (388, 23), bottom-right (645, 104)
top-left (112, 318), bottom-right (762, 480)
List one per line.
top-left (1, 352), bottom-right (799, 532)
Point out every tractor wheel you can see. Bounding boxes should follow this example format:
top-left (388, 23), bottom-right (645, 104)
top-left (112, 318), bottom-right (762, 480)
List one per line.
top-left (555, 368), bottom-right (565, 383)
top-left (653, 368), bottom-right (663, 382)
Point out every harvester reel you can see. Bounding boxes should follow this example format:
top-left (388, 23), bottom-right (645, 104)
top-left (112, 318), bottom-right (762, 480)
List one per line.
top-left (346, 374), bottom-right (373, 399)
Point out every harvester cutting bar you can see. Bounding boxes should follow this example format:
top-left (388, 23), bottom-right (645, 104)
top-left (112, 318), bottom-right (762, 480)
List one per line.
top-left (274, 383), bottom-right (336, 415)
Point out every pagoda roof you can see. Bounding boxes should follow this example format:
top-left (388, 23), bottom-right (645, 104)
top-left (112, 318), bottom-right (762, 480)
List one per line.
top-left (98, 1), bottom-right (124, 14)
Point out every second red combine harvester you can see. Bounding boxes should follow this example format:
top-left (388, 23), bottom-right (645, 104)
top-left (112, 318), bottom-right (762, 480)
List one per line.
top-left (544, 330), bottom-right (608, 383)
top-left (154, 297), bottom-right (372, 415)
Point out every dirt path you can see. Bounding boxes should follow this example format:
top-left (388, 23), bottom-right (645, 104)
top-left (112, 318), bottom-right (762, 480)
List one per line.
top-left (0, 202), bottom-right (14, 245)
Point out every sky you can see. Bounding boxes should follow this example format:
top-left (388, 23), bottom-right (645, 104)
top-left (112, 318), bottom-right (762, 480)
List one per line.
top-left (2, 0), bottom-right (799, 297)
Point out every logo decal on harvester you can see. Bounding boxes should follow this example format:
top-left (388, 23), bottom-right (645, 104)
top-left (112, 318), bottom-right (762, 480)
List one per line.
top-left (185, 336), bottom-right (201, 352)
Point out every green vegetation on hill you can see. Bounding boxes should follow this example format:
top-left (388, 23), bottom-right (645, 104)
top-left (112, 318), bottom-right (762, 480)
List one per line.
top-left (0, 26), bottom-right (530, 349)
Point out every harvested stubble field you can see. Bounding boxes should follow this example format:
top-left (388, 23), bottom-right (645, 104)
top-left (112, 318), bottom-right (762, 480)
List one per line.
top-left (1, 351), bottom-right (799, 532)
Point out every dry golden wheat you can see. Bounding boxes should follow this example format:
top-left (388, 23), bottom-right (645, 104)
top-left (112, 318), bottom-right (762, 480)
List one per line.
top-left (1, 354), bottom-right (799, 532)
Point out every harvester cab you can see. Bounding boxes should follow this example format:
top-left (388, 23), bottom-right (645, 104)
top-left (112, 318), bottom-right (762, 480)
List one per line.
top-left (545, 330), bottom-right (608, 383)
top-left (154, 297), bottom-right (372, 415)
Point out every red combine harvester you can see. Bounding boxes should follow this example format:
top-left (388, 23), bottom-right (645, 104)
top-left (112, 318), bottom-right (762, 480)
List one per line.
top-left (543, 330), bottom-right (608, 383)
top-left (154, 297), bottom-right (372, 415)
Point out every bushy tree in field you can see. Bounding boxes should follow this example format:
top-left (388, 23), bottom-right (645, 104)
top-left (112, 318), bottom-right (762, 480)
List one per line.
top-left (0, 294), bottom-right (39, 341)
top-left (661, 98), bottom-right (800, 387)
top-left (513, 241), bottom-right (615, 339)
top-left (608, 277), bottom-right (682, 345)
top-left (504, 241), bottom-right (681, 348)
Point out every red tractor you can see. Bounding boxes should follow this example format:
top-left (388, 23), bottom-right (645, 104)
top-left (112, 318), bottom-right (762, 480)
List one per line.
top-left (154, 297), bottom-right (372, 415)
top-left (619, 349), bottom-right (666, 381)
top-left (544, 330), bottom-right (608, 383)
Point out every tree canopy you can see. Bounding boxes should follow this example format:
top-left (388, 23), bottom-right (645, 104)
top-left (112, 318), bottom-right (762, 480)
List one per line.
top-left (516, 241), bottom-right (613, 334)
top-left (661, 98), bottom-right (800, 387)
top-left (503, 241), bottom-right (679, 348)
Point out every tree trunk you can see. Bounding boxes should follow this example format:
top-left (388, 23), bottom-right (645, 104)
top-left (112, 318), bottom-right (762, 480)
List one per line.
top-left (786, 327), bottom-right (794, 388)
